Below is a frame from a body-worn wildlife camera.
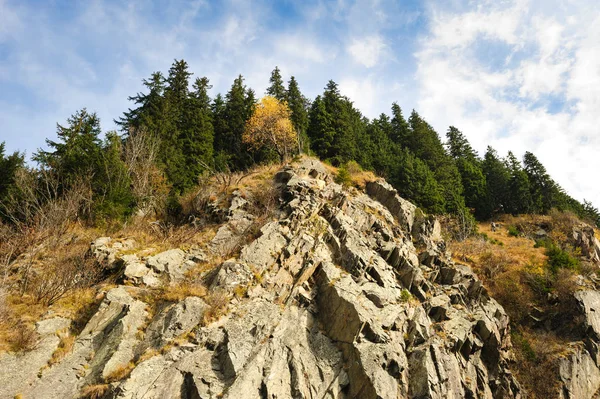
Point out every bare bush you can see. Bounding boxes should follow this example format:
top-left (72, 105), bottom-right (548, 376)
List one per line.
top-left (28, 248), bottom-right (101, 306)
top-left (124, 128), bottom-right (169, 216)
top-left (479, 251), bottom-right (513, 280)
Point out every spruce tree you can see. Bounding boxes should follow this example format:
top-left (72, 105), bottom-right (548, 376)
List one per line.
top-left (266, 66), bottom-right (286, 102)
top-left (505, 151), bottom-right (532, 214)
top-left (0, 142), bottom-right (24, 214)
top-left (286, 76), bottom-right (309, 152)
top-left (215, 75), bottom-right (255, 170)
top-left (408, 111), bottom-right (465, 213)
top-left (446, 127), bottom-right (487, 216)
top-left (390, 103), bottom-right (409, 146)
top-left (179, 77), bottom-right (214, 188)
top-left (307, 96), bottom-right (334, 159)
top-left (34, 108), bottom-right (103, 188)
top-left (523, 151), bottom-right (558, 213)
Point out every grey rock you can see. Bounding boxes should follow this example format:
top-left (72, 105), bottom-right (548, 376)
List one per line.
top-left (366, 180), bottom-right (417, 232)
top-left (146, 249), bottom-right (186, 274)
top-left (145, 296), bottom-right (207, 347)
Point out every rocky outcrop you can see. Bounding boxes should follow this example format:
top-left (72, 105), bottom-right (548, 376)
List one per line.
top-left (572, 225), bottom-right (600, 263)
top-left (557, 290), bottom-right (600, 398)
top-left (0, 158), bottom-right (522, 399)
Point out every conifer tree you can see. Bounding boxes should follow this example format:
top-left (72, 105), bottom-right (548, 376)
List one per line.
top-left (390, 148), bottom-right (445, 214)
top-left (446, 127), bottom-right (487, 216)
top-left (34, 108), bottom-right (103, 188)
top-left (481, 146), bottom-right (510, 217)
top-left (408, 111), bottom-right (465, 213)
top-left (95, 132), bottom-right (135, 221)
top-left (266, 66), bottom-right (286, 102)
top-left (523, 151), bottom-right (558, 213)
top-left (390, 103), bottom-right (409, 146)
top-left (179, 77), bottom-right (214, 188)
top-left (505, 151), bottom-right (532, 214)
top-left (307, 96), bottom-right (333, 159)
top-left (0, 142), bottom-right (24, 212)
top-left (116, 71), bottom-right (168, 134)
top-left (214, 75), bottom-right (256, 170)
top-left (286, 76), bottom-right (309, 152)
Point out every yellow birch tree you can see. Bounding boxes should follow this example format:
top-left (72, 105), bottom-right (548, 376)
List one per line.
top-left (243, 96), bottom-right (297, 161)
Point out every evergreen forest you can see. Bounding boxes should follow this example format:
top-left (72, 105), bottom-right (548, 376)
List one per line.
top-left (2, 60), bottom-right (599, 232)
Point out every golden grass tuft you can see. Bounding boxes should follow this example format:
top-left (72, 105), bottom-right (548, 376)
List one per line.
top-left (159, 283), bottom-right (207, 303)
top-left (80, 383), bottom-right (110, 399)
top-left (103, 361), bottom-right (135, 383)
top-left (48, 330), bottom-right (75, 366)
top-left (202, 290), bottom-right (229, 325)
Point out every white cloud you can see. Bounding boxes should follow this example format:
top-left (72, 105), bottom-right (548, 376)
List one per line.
top-left (347, 35), bottom-right (386, 68)
top-left (417, 0), bottom-right (600, 206)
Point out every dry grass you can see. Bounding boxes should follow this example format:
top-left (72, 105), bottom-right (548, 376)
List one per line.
top-left (450, 215), bottom-right (589, 398)
top-left (80, 383), bottom-right (110, 399)
top-left (320, 160), bottom-right (377, 190)
top-left (511, 329), bottom-right (568, 398)
top-left (202, 290), bottom-right (229, 325)
top-left (48, 330), bottom-right (75, 366)
top-left (103, 361), bottom-right (135, 383)
top-left (159, 283), bottom-right (207, 303)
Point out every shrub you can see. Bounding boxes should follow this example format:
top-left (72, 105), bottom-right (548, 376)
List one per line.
top-left (400, 289), bottom-right (412, 303)
top-left (507, 225), bottom-right (520, 237)
top-left (335, 167), bottom-right (352, 188)
top-left (345, 160), bottom-right (362, 174)
top-left (478, 251), bottom-right (511, 280)
top-left (545, 243), bottom-right (579, 273)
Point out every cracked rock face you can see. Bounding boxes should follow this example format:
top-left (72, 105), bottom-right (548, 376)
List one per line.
top-left (0, 158), bottom-right (522, 399)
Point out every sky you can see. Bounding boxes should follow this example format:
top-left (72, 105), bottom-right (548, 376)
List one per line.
top-left (1, 0), bottom-right (600, 206)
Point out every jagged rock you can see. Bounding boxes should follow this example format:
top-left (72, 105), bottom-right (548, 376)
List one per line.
top-left (559, 344), bottom-right (600, 399)
top-left (209, 216), bottom-right (254, 256)
top-left (122, 254), bottom-right (151, 284)
top-left (0, 317), bottom-right (71, 399)
top-left (146, 249), bottom-right (185, 274)
top-left (146, 249), bottom-right (193, 284)
top-left (91, 237), bottom-right (136, 267)
top-left (366, 180), bottom-right (417, 232)
top-left (145, 296), bottom-right (207, 347)
top-left (209, 259), bottom-right (253, 290)
top-left (576, 290), bottom-right (600, 340)
top-left (3, 158), bottom-right (525, 399)
top-left (573, 225), bottom-right (600, 263)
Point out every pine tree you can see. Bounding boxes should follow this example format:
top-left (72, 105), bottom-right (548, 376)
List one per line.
top-left (179, 77), bottom-right (214, 188)
top-left (505, 151), bottom-right (532, 214)
top-left (214, 75), bottom-right (256, 170)
top-left (523, 151), bottom-right (559, 213)
top-left (286, 76), bottom-right (309, 152)
top-left (0, 142), bottom-right (24, 213)
top-left (266, 66), bottom-right (286, 102)
top-left (390, 103), bottom-right (409, 146)
top-left (446, 127), bottom-right (487, 216)
top-left (34, 108), bottom-right (103, 188)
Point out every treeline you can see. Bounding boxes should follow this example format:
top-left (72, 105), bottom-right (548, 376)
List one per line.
top-left (1, 59), bottom-right (599, 229)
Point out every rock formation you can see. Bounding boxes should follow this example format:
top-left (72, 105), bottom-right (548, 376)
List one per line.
top-left (0, 158), bottom-right (522, 399)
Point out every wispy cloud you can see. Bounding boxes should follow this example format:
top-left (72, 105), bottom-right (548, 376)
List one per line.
top-left (1, 0), bottom-right (600, 205)
top-left (417, 0), bottom-right (600, 205)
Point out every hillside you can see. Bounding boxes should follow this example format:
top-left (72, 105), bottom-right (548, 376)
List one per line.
top-left (450, 214), bottom-right (600, 398)
top-left (0, 158), bottom-right (522, 399)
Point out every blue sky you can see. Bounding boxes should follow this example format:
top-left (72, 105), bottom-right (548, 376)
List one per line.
top-left (2, 0), bottom-right (600, 206)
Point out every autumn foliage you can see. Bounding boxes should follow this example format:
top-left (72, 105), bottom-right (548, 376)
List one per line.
top-left (243, 96), bottom-right (298, 161)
